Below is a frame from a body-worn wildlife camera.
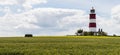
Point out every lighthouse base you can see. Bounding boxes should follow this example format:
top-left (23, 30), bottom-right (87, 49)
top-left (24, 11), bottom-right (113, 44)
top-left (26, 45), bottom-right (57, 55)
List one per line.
top-left (89, 28), bottom-right (96, 32)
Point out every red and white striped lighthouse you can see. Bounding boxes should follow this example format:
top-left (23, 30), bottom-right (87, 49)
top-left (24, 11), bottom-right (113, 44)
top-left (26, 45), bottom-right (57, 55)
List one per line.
top-left (89, 7), bottom-right (96, 32)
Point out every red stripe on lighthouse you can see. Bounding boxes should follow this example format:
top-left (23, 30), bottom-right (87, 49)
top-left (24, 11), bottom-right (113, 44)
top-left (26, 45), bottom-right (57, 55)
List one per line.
top-left (89, 23), bottom-right (96, 27)
top-left (90, 14), bottom-right (96, 19)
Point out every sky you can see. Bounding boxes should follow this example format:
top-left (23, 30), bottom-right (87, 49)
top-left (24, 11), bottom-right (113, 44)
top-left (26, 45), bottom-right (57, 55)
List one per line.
top-left (0, 0), bottom-right (120, 36)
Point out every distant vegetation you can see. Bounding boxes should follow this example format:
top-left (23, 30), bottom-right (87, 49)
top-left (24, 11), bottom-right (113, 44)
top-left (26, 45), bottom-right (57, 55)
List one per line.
top-left (76, 29), bottom-right (107, 36)
top-left (25, 34), bottom-right (33, 37)
top-left (0, 36), bottom-right (120, 55)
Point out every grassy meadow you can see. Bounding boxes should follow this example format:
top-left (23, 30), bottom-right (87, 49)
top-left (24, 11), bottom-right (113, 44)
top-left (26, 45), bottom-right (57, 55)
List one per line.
top-left (0, 36), bottom-right (120, 55)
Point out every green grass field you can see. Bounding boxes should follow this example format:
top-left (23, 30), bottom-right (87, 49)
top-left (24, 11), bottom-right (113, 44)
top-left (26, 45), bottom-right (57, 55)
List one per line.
top-left (0, 36), bottom-right (120, 55)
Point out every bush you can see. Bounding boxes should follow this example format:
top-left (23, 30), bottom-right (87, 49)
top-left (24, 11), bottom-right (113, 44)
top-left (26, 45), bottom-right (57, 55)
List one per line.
top-left (25, 34), bottom-right (33, 37)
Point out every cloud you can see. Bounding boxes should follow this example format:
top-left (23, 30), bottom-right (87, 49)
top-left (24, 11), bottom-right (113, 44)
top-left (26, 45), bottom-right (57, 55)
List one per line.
top-left (22, 0), bottom-right (47, 10)
top-left (110, 5), bottom-right (120, 35)
top-left (94, 4), bottom-right (120, 35)
top-left (0, 0), bottom-right (18, 5)
top-left (0, 8), bottom-right (88, 36)
top-left (0, 0), bottom-right (47, 5)
top-left (0, 0), bottom-right (47, 10)
top-left (111, 5), bottom-right (120, 15)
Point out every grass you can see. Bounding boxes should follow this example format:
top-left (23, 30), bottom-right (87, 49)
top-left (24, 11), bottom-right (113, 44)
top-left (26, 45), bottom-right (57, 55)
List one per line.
top-left (0, 36), bottom-right (120, 55)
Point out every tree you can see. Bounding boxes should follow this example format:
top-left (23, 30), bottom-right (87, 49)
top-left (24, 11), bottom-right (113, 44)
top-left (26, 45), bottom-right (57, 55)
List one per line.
top-left (76, 29), bottom-right (83, 36)
top-left (83, 31), bottom-right (89, 36)
top-left (89, 32), bottom-right (94, 36)
top-left (113, 34), bottom-right (117, 36)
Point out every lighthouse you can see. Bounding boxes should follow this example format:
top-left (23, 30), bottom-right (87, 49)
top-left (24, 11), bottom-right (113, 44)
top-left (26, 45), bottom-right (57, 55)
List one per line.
top-left (89, 7), bottom-right (96, 32)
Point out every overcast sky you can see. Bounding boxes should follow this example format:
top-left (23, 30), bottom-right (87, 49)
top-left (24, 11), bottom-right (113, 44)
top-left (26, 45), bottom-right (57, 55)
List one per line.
top-left (0, 0), bottom-right (120, 36)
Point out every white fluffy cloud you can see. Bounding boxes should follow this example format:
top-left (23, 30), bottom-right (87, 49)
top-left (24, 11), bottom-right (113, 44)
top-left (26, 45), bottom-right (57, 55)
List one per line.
top-left (0, 0), bottom-right (18, 5)
top-left (95, 4), bottom-right (120, 35)
top-left (0, 0), bottom-right (47, 10)
top-left (110, 5), bottom-right (120, 35)
top-left (0, 0), bottom-right (47, 5)
top-left (22, 0), bottom-right (47, 9)
top-left (0, 8), bottom-right (88, 36)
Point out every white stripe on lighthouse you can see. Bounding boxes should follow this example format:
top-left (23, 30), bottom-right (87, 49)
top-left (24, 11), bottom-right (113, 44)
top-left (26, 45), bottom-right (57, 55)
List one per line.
top-left (89, 27), bottom-right (96, 32)
top-left (90, 19), bottom-right (96, 23)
